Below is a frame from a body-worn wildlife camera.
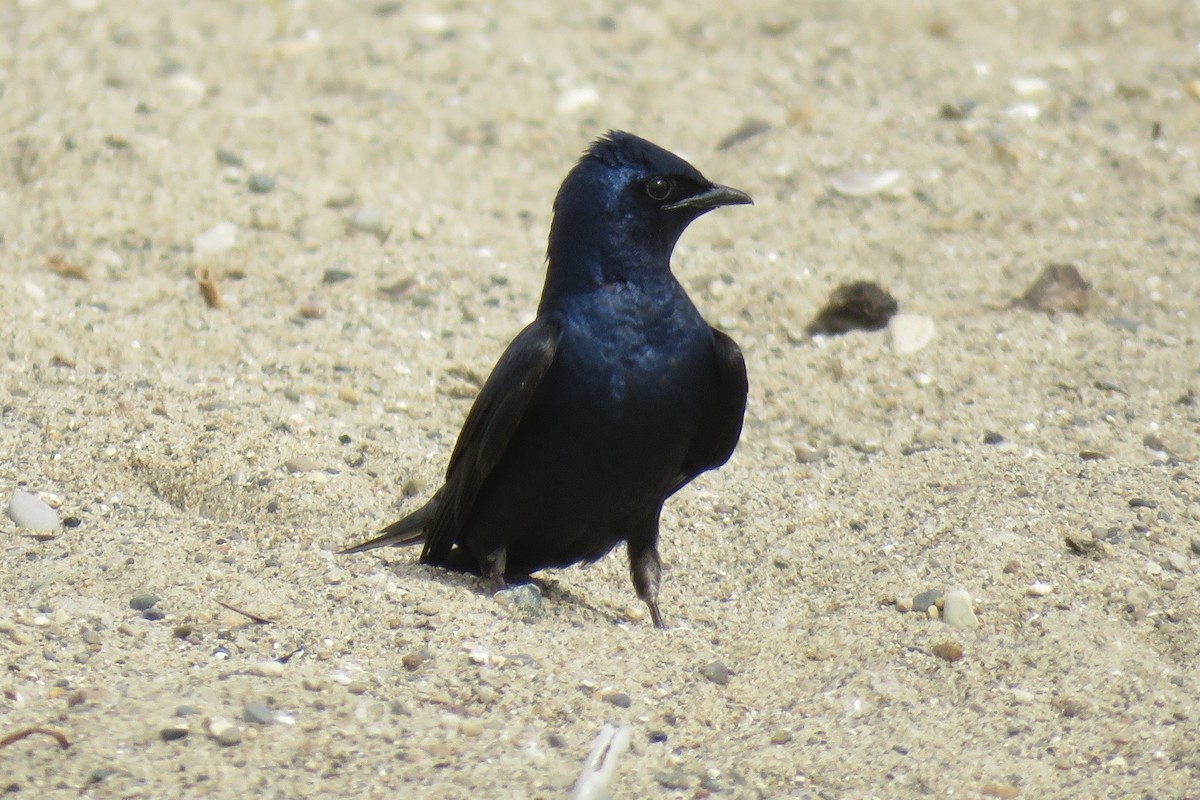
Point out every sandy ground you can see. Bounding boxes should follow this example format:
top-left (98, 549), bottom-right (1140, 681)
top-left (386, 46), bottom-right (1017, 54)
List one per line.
top-left (3, 1), bottom-right (1200, 797)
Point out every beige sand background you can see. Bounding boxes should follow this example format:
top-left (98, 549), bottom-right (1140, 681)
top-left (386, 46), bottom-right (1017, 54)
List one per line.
top-left (3, 1), bottom-right (1200, 797)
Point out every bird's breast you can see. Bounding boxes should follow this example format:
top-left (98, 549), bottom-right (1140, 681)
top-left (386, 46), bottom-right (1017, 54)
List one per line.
top-left (556, 282), bottom-right (712, 415)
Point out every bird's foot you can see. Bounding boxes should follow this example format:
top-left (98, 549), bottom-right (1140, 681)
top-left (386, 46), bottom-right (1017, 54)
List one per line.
top-left (629, 544), bottom-right (665, 629)
top-left (484, 547), bottom-right (508, 591)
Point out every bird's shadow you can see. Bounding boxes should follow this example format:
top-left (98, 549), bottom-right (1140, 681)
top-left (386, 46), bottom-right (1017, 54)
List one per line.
top-left (375, 553), bottom-right (625, 626)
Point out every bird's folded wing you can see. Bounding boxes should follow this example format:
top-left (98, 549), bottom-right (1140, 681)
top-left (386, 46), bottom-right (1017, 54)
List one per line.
top-left (669, 327), bottom-right (748, 495)
top-left (421, 316), bottom-right (562, 562)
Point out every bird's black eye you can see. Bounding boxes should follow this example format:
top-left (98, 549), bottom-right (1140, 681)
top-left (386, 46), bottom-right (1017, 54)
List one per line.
top-left (645, 176), bottom-right (673, 202)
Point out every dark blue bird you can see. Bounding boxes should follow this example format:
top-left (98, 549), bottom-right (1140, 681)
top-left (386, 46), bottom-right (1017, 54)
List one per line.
top-left (342, 131), bottom-right (751, 627)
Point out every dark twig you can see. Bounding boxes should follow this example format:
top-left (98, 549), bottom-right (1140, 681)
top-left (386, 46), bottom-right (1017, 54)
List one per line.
top-left (0, 727), bottom-right (71, 750)
top-left (215, 600), bottom-right (275, 625)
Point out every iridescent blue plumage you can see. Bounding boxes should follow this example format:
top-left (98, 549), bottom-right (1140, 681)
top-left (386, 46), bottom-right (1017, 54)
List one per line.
top-left (343, 131), bottom-right (751, 627)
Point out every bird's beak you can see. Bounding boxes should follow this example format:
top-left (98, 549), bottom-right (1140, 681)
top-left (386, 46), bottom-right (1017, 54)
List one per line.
top-left (665, 183), bottom-right (754, 212)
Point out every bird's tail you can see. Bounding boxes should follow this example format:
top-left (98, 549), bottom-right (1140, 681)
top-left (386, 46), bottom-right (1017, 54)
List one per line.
top-left (338, 493), bottom-right (439, 554)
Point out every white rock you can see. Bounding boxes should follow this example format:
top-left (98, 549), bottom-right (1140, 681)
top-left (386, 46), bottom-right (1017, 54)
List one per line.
top-left (7, 490), bottom-right (60, 531)
top-left (829, 169), bottom-right (906, 198)
top-left (193, 222), bottom-right (237, 256)
top-left (250, 661), bottom-right (285, 678)
top-left (1010, 77), bottom-right (1049, 97)
top-left (1026, 581), bottom-right (1054, 597)
top-left (889, 314), bottom-right (936, 354)
top-left (942, 589), bottom-right (979, 629)
top-left (556, 86), bottom-right (599, 114)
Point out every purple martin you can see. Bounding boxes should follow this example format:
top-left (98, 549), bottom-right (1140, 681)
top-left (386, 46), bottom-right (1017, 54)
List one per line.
top-left (342, 131), bottom-right (751, 627)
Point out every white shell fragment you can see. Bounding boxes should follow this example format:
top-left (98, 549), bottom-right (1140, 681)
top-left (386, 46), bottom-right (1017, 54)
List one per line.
top-left (1010, 76), bottom-right (1049, 97)
top-left (942, 589), bottom-right (979, 629)
top-left (7, 490), bottom-right (60, 531)
top-left (889, 314), bottom-right (936, 355)
top-left (192, 222), bottom-right (237, 256)
top-left (829, 169), bottom-right (906, 198)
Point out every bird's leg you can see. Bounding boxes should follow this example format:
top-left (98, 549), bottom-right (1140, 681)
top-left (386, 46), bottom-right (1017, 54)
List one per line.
top-left (484, 547), bottom-right (508, 591)
top-left (628, 542), bottom-right (664, 628)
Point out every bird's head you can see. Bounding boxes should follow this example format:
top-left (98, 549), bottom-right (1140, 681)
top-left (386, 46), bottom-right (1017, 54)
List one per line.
top-left (542, 131), bottom-right (752, 306)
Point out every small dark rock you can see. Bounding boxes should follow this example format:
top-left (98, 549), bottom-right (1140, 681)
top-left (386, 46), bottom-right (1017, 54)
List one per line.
top-left (982, 431), bottom-right (1005, 445)
top-left (243, 702), bottom-right (273, 725)
top-left (160, 724), bottom-right (189, 742)
top-left (322, 268), bottom-right (354, 285)
top-left (142, 608), bottom-right (166, 621)
top-left (601, 691), bottom-right (631, 709)
top-left (1013, 263), bottom-right (1092, 315)
top-left (806, 281), bottom-right (899, 336)
top-left (129, 594), bottom-right (159, 611)
top-left (912, 589), bottom-right (943, 613)
top-left (248, 173), bottom-right (275, 193)
top-left (215, 148), bottom-right (243, 167)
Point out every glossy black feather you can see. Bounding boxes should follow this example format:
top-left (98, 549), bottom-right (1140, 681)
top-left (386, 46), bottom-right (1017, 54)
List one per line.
top-left (341, 131), bottom-right (751, 626)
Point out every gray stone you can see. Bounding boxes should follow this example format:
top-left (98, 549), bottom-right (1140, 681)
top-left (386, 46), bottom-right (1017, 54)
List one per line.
top-left (700, 660), bottom-right (730, 686)
top-left (129, 594), bottom-right (160, 611)
top-left (601, 690), bottom-right (631, 709)
top-left (243, 702), bottom-right (273, 725)
top-left (248, 173), bottom-right (275, 193)
top-left (494, 583), bottom-right (544, 620)
top-left (912, 589), bottom-right (943, 613)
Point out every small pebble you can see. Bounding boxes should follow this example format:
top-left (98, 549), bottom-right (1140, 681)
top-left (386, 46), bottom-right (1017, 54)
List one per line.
top-left (243, 702), bottom-right (273, 725)
top-left (248, 173), bottom-right (275, 193)
top-left (889, 314), bottom-right (937, 355)
top-left (699, 660), bottom-right (730, 686)
top-left (601, 690), bottom-right (631, 709)
top-left (286, 456), bottom-right (325, 474)
top-left (1026, 581), bottom-right (1054, 597)
top-left (129, 594), bottom-right (160, 611)
top-left (494, 583), bottom-right (544, 620)
top-left (912, 589), bottom-right (943, 613)
top-left (207, 717), bottom-right (242, 746)
top-left (556, 85), bottom-right (599, 114)
top-left (931, 640), bottom-right (964, 662)
top-left (655, 771), bottom-right (691, 791)
top-left (770, 729), bottom-right (793, 745)
top-left (250, 661), bottom-right (285, 678)
top-left (160, 723), bottom-right (189, 741)
top-left (1010, 688), bottom-right (1035, 704)
top-left (215, 148), bottom-right (243, 167)
top-left (1191, 537), bottom-right (1200, 556)
top-left (192, 221), bottom-right (237, 256)
top-left (942, 589), bottom-right (979, 629)
top-left (325, 188), bottom-right (357, 209)
top-left (322, 268), bottom-right (354, 285)
top-left (7, 490), bottom-right (60, 531)
top-left (894, 596), bottom-right (913, 613)
top-left (982, 431), bottom-right (1005, 445)
top-left (350, 207), bottom-right (385, 236)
